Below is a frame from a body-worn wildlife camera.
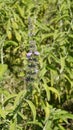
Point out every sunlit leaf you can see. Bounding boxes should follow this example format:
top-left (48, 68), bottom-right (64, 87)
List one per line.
top-left (58, 124), bottom-right (65, 130)
top-left (43, 120), bottom-right (52, 130)
top-left (48, 87), bottom-right (60, 101)
top-left (17, 5), bottom-right (24, 18)
top-left (14, 90), bottom-right (26, 109)
top-left (14, 30), bottom-right (21, 42)
top-left (7, 30), bottom-right (12, 40)
top-left (17, 111), bottom-right (27, 120)
top-left (12, 21), bottom-right (19, 29)
top-left (27, 120), bottom-right (43, 128)
top-left (3, 94), bottom-right (17, 106)
top-left (25, 100), bottom-right (36, 121)
top-left (0, 64), bottom-right (7, 80)
top-left (10, 119), bottom-right (17, 130)
top-left (60, 56), bottom-right (66, 73)
top-left (0, 109), bottom-right (7, 119)
top-left (43, 83), bottom-right (50, 101)
top-left (44, 103), bottom-right (50, 121)
top-left (4, 40), bottom-right (18, 46)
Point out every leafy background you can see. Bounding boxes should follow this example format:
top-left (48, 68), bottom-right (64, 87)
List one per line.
top-left (0, 0), bottom-right (73, 130)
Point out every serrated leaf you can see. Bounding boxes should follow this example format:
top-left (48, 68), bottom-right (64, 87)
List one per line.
top-left (17, 111), bottom-right (27, 120)
top-left (0, 109), bottom-right (7, 119)
top-left (36, 21), bottom-right (49, 32)
top-left (3, 94), bottom-right (17, 106)
top-left (39, 67), bottom-right (47, 79)
top-left (12, 21), bottom-right (18, 29)
top-left (17, 5), bottom-right (24, 18)
top-left (27, 121), bottom-right (43, 128)
top-left (7, 30), bottom-right (12, 39)
top-left (42, 33), bottom-right (53, 40)
top-left (6, 20), bottom-right (12, 39)
top-left (44, 106), bottom-right (50, 121)
top-left (43, 83), bottom-right (50, 101)
top-left (15, 31), bottom-right (21, 42)
top-left (64, 74), bottom-right (72, 85)
top-left (48, 87), bottom-right (60, 101)
top-left (14, 90), bottom-right (26, 109)
top-left (43, 120), bottom-right (52, 130)
top-left (25, 100), bottom-right (36, 121)
top-left (4, 40), bottom-right (18, 47)
top-left (43, 83), bottom-right (60, 101)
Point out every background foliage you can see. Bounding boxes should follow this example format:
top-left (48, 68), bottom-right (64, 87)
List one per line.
top-left (0, 0), bottom-right (73, 130)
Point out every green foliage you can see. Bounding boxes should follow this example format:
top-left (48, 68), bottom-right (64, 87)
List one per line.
top-left (0, 64), bottom-right (7, 80)
top-left (0, 0), bottom-right (73, 130)
top-left (43, 108), bottom-right (73, 130)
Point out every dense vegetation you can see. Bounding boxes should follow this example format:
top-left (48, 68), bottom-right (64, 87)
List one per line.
top-left (0, 0), bottom-right (73, 129)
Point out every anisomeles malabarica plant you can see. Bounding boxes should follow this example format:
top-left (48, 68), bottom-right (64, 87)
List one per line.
top-left (0, 0), bottom-right (73, 130)
top-left (26, 0), bottom-right (40, 96)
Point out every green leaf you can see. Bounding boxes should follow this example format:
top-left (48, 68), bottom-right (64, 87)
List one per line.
top-left (6, 19), bottom-right (12, 39)
top-left (43, 83), bottom-right (50, 101)
top-left (17, 111), bottom-right (27, 120)
top-left (10, 119), bottom-right (17, 130)
top-left (58, 124), bottom-right (65, 130)
top-left (17, 5), bottom-right (24, 18)
top-left (0, 109), bottom-right (7, 119)
top-left (25, 100), bottom-right (36, 121)
top-left (39, 67), bottom-right (47, 79)
top-left (36, 21), bottom-right (49, 32)
top-left (3, 94), bottom-right (17, 106)
top-left (4, 41), bottom-right (18, 47)
top-left (60, 56), bottom-right (66, 73)
top-left (44, 105), bottom-right (50, 121)
top-left (50, 69), bottom-right (56, 86)
top-left (15, 31), bottom-right (21, 42)
top-left (42, 33), bottom-right (53, 41)
top-left (0, 88), bottom-right (10, 96)
top-left (12, 21), bottom-right (19, 29)
top-left (43, 78), bottom-right (60, 100)
top-left (43, 120), bottom-right (52, 130)
top-left (64, 74), bottom-right (72, 85)
top-left (27, 120), bottom-right (43, 128)
top-left (14, 90), bottom-right (26, 109)
top-left (48, 87), bottom-right (60, 101)
top-left (7, 30), bottom-right (12, 39)
top-left (0, 64), bottom-right (7, 80)
top-left (68, 34), bottom-right (73, 38)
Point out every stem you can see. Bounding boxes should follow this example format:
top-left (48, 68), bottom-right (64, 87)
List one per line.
top-left (58, 0), bottom-right (63, 32)
top-left (1, 45), bottom-right (4, 64)
top-left (26, 0), bottom-right (39, 93)
top-left (0, 37), bottom-right (5, 110)
top-left (1, 45), bottom-right (4, 110)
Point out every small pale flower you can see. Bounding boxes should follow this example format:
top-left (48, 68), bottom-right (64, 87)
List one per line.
top-left (34, 51), bottom-right (40, 55)
top-left (26, 52), bottom-right (32, 57)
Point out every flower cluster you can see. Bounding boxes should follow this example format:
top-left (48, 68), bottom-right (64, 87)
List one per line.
top-left (26, 48), bottom-right (40, 83)
top-left (26, 51), bottom-right (40, 57)
top-left (26, 14), bottom-right (39, 86)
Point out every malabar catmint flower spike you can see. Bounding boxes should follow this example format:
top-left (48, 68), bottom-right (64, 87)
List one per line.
top-left (26, 0), bottom-right (40, 94)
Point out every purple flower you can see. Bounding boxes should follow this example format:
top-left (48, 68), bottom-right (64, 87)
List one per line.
top-left (34, 51), bottom-right (40, 55)
top-left (26, 52), bottom-right (32, 57)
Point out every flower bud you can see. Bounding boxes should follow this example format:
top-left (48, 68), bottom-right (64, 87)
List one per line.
top-left (34, 51), bottom-right (40, 55)
top-left (26, 52), bottom-right (32, 57)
